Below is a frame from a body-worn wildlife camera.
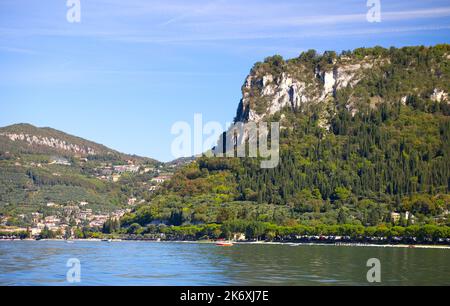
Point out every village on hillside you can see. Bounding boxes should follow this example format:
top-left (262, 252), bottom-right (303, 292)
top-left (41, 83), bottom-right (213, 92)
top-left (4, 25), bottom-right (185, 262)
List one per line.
top-left (0, 157), bottom-right (175, 239)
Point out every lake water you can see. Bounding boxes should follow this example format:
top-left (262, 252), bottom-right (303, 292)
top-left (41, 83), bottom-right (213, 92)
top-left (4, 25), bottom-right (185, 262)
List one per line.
top-left (0, 241), bottom-right (449, 286)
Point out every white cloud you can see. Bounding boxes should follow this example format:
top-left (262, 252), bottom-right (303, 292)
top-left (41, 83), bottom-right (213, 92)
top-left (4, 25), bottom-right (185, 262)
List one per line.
top-left (0, 1), bottom-right (449, 46)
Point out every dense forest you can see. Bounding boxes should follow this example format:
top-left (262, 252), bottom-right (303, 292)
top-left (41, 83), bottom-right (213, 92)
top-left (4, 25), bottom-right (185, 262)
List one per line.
top-left (119, 45), bottom-right (450, 240)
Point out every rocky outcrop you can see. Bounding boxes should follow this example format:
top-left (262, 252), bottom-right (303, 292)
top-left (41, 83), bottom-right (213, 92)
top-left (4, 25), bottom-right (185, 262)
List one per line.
top-left (0, 132), bottom-right (96, 155)
top-left (430, 88), bottom-right (448, 103)
top-left (235, 60), bottom-right (374, 123)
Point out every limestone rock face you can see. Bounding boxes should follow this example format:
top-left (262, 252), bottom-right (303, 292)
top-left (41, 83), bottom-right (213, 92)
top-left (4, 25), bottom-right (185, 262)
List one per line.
top-left (0, 132), bottom-right (96, 155)
top-left (235, 60), bottom-right (374, 124)
top-left (430, 88), bottom-right (448, 103)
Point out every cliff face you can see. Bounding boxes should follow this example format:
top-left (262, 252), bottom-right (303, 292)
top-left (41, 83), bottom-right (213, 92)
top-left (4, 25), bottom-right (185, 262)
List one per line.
top-left (0, 124), bottom-right (109, 156)
top-left (235, 57), bottom-right (375, 124)
top-left (0, 123), bottom-right (158, 163)
top-left (234, 46), bottom-right (450, 127)
top-left (0, 131), bottom-right (97, 155)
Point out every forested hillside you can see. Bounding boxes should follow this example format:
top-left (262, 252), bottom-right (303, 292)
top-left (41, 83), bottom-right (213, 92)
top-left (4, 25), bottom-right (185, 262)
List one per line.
top-left (2, 45), bottom-right (450, 241)
top-left (0, 124), bottom-right (164, 228)
top-left (120, 45), bottom-right (450, 240)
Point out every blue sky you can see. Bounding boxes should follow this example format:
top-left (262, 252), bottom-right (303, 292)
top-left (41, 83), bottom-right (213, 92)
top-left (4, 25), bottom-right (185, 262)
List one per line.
top-left (0, 0), bottom-right (449, 162)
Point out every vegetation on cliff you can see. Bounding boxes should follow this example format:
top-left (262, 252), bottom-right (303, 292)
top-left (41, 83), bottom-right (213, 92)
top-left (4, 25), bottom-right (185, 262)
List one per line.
top-left (120, 45), bottom-right (450, 239)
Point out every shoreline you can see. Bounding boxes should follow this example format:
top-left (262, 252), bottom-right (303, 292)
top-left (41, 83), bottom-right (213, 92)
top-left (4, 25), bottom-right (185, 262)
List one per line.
top-left (1, 239), bottom-right (449, 249)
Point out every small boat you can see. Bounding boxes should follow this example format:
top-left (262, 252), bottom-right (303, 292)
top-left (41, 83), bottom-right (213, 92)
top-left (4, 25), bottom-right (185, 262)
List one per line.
top-left (216, 241), bottom-right (234, 247)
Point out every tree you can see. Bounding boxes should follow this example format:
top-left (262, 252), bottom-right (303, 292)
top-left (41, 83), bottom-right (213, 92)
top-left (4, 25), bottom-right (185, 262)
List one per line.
top-left (40, 226), bottom-right (57, 239)
top-left (333, 187), bottom-right (352, 203)
top-left (103, 218), bottom-right (120, 234)
top-left (337, 209), bottom-right (348, 225)
top-left (216, 208), bottom-right (234, 224)
top-left (245, 222), bottom-right (267, 241)
top-left (127, 223), bottom-right (142, 235)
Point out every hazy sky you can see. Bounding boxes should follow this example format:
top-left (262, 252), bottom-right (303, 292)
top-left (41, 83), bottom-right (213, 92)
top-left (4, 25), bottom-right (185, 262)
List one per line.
top-left (1, 0), bottom-right (450, 161)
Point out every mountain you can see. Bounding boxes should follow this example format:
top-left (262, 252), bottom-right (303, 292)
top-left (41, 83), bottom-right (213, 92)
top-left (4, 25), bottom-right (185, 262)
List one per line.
top-left (235, 45), bottom-right (449, 125)
top-left (2, 45), bottom-right (450, 241)
top-left (165, 156), bottom-right (197, 168)
top-left (0, 123), bottom-right (157, 164)
top-left (120, 45), bottom-right (450, 238)
top-left (0, 124), bottom-right (168, 226)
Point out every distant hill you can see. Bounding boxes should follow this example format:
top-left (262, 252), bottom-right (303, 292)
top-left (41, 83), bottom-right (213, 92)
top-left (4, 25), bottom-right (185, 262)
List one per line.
top-left (165, 156), bottom-right (197, 168)
top-left (0, 123), bottom-right (166, 223)
top-left (0, 123), bottom-right (158, 164)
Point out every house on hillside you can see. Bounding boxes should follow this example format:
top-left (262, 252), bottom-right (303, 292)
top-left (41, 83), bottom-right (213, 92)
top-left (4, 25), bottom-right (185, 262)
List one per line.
top-left (390, 212), bottom-right (401, 223)
top-left (151, 175), bottom-right (172, 184)
top-left (50, 157), bottom-right (71, 166)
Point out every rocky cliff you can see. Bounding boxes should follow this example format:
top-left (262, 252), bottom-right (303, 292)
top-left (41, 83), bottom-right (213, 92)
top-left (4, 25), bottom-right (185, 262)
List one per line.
top-left (0, 131), bottom-right (97, 155)
top-left (0, 123), bottom-right (158, 163)
top-left (234, 46), bottom-right (450, 129)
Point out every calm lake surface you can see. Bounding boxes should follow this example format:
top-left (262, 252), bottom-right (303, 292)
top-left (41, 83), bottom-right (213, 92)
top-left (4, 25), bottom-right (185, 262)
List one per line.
top-left (0, 241), bottom-right (449, 286)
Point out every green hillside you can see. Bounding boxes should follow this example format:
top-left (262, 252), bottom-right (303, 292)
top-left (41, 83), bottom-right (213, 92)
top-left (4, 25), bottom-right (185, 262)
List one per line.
top-left (119, 45), bottom-right (450, 240)
top-left (0, 124), bottom-right (164, 227)
top-left (0, 123), bottom-right (157, 163)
